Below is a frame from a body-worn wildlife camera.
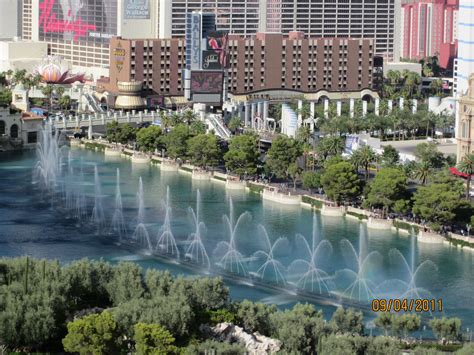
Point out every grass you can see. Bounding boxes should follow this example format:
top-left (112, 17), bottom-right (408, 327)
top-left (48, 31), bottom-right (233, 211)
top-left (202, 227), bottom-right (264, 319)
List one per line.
top-left (346, 211), bottom-right (368, 220)
top-left (446, 237), bottom-right (474, 249)
top-left (84, 142), bottom-right (106, 152)
top-left (394, 220), bottom-right (419, 234)
top-left (248, 182), bottom-right (264, 194)
top-left (180, 166), bottom-right (193, 172)
top-left (213, 175), bottom-right (226, 182)
top-left (301, 195), bottom-right (323, 209)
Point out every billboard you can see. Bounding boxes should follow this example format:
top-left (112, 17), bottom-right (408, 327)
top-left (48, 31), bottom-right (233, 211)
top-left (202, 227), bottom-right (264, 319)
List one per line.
top-left (204, 31), bottom-right (229, 69)
top-left (191, 71), bottom-right (223, 94)
top-left (39, 0), bottom-right (116, 44)
top-left (124, 0), bottom-right (150, 19)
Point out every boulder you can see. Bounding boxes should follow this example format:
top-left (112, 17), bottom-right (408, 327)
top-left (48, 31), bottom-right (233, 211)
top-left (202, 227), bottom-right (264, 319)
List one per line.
top-left (200, 322), bottom-right (282, 354)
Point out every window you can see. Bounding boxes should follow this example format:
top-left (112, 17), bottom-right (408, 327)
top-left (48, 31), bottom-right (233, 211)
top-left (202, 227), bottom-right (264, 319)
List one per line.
top-left (10, 124), bottom-right (18, 138)
top-left (0, 120), bottom-right (5, 135)
top-left (28, 131), bottom-right (37, 144)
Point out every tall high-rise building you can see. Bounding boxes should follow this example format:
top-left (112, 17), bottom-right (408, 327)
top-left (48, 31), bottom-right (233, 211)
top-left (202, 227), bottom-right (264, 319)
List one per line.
top-left (400, 0), bottom-right (458, 66)
top-left (21, 0), bottom-right (160, 76)
top-left (0, 0), bottom-right (21, 39)
top-left (159, 0), bottom-right (396, 57)
top-left (159, 0), bottom-right (260, 38)
top-left (456, 0), bottom-right (474, 96)
top-left (258, 0), bottom-right (400, 58)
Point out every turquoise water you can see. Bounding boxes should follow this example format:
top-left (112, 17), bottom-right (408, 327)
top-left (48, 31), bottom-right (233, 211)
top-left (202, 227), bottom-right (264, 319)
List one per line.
top-left (0, 148), bottom-right (473, 331)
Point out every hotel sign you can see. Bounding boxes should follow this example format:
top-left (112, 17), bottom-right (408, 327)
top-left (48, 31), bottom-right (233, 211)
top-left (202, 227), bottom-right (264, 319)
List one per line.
top-left (113, 43), bottom-right (126, 73)
top-left (124, 0), bottom-right (150, 19)
top-left (191, 13), bottom-right (201, 70)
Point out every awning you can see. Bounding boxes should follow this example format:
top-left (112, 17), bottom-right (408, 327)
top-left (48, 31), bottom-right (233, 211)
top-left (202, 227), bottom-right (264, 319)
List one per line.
top-left (449, 167), bottom-right (471, 179)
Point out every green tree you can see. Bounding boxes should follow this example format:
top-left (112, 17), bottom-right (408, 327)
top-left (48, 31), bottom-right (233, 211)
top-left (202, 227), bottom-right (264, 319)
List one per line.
top-left (392, 313), bottom-right (421, 338)
top-left (190, 120), bottom-right (206, 135)
top-left (316, 136), bottom-right (345, 160)
top-left (296, 125), bottom-right (311, 144)
top-left (318, 334), bottom-right (368, 355)
top-left (184, 340), bottom-right (246, 355)
top-left (412, 174), bottom-right (471, 226)
top-left (351, 145), bottom-right (376, 181)
top-left (302, 171), bottom-right (322, 193)
top-left (374, 312), bottom-right (394, 336)
top-left (265, 135), bottom-right (301, 179)
top-left (116, 123), bottom-right (137, 145)
top-left (106, 121), bottom-right (120, 144)
top-left (429, 317), bottom-right (462, 342)
top-left (381, 145), bottom-right (400, 167)
top-left (224, 133), bottom-right (260, 177)
top-left (41, 84), bottom-right (54, 112)
top-left (457, 153), bottom-right (474, 199)
top-left (367, 336), bottom-right (400, 355)
top-left (413, 160), bottom-right (433, 185)
top-left (288, 162), bottom-right (302, 190)
top-left (58, 94), bottom-right (71, 111)
top-left (236, 300), bottom-right (276, 335)
top-left (137, 125), bottom-right (164, 152)
top-left (414, 142), bottom-right (445, 168)
top-left (364, 168), bottom-right (408, 217)
top-left (106, 262), bottom-right (145, 305)
top-left (134, 323), bottom-right (178, 355)
top-left (228, 116), bottom-right (242, 134)
top-left (321, 162), bottom-right (361, 205)
top-left (62, 311), bottom-right (120, 355)
top-left (163, 124), bottom-right (189, 159)
top-left (187, 133), bottom-right (221, 168)
top-left (270, 303), bottom-right (327, 354)
top-left (329, 307), bottom-right (365, 335)
top-left (182, 109), bottom-right (196, 128)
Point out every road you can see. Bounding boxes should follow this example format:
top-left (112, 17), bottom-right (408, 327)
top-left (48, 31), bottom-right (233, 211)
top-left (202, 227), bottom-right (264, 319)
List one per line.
top-left (380, 139), bottom-right (457, 156)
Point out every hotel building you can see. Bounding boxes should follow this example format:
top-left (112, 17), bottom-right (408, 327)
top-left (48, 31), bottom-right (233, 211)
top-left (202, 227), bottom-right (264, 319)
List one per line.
top-left (104, 32), bottom-right (373, 100)
top-left (400, 0), bottom-right (459, 68)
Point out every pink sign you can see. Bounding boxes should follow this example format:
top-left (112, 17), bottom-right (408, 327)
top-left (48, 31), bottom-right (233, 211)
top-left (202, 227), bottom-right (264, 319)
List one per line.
top-left (39, 0), bottom-right (97, 42)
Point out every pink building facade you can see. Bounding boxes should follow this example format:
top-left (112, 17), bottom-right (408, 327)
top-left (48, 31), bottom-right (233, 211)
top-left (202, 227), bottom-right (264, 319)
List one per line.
top-left (401, 0), bottom-right (458, 68)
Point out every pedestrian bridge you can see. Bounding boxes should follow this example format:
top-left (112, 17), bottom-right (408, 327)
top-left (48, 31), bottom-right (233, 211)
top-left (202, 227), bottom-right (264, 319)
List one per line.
top-left (50, 110), bottom-right (158, 130)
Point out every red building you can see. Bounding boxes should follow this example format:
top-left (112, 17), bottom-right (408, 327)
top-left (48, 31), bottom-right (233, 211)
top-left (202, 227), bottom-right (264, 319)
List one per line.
top-left (401, 0), bottom-right (458, 68)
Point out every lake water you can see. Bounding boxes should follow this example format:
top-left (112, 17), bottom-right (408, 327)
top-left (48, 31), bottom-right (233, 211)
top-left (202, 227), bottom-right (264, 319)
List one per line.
top-left (0, 148), bottom-right (473, 331)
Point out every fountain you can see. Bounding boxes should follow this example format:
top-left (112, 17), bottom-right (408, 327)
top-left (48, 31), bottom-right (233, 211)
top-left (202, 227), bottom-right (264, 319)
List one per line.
top-left (213, 197), bottom-right (250, 275)
top-left (381, 236), bottom-right (437, 301)
top-left (185, 190), bottom-right (210, 269)
top-left (338, 225), bottom-right (382, 302)
top-left (90, 165), bottom-right (106, 231)
top-left (156, 187), bottom-right (180, 259)
top-left (287, 213), bottom-right (333, 293)
top-left (132, 177), bottom-right (153, 251)
top-left (250, 225), bottom-right (288, 284)
top-left (111, 169), bottom-right (127, 243)
top-left (34, 124), bottom-right (62, 198)
top-left (64, 151), bottom-right (75, 213)
top-left (74, 159), bottom-right (87, 221)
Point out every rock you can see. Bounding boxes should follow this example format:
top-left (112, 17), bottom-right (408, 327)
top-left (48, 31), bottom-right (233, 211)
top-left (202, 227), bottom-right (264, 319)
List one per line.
top-left (200, 322), bottom-right (282, 354)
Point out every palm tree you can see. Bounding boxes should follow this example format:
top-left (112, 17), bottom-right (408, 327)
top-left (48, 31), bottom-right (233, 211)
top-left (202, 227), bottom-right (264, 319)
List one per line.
top-left (413, 160), bottom-right (432, 185)
top-left (457, 153), bottom-right (474, 199)
top-left (430, 79), bottom-right (443, 97)
top-left (404, 72), bottom-right (421, 98)
top-left (41, 84), bottom-right (54, 113)
top-left (182, 109), bottom-right (196, 127)
top-left (350, 145), bottom-right (376, 181)
top-left (59, 95), bottom-right (71, 111)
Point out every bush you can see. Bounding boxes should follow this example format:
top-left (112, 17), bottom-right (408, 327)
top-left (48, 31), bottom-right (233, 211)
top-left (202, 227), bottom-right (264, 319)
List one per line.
top-left (318, 334), bottom-right (368, 355)
top-left (270, 303), bottom-right (327, 353)
top-left (366, 336), bottom-right (400, 355)
top-left (62, 311), bottom-right (120, 355)
top-left (429, 317), bottom-right (462, 342)
top-left (184, 340), bottom-right (246, 355)
top-left (134, 323), bottom-right (179, 355)
top-left (235, 300), bottom-right (276, 335)
top-left (330, 307), bottom-right (365, 335)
